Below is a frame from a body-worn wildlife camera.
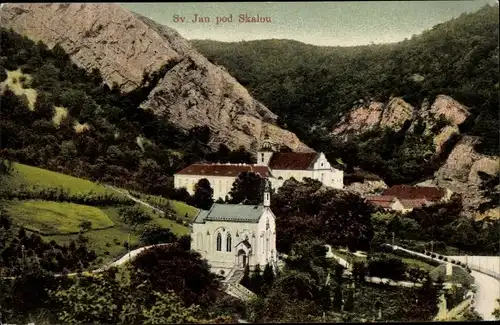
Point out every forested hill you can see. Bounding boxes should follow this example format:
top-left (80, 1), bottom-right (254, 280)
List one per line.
top-left (192, 4), bottom-right (499, 183)
top-left (0, 27), bottom-right (255, 199)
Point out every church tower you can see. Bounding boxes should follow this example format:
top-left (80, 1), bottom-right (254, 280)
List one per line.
top-left (263, 179), bottom-right (271, 207)
top-left (256, 132), bottom-right (275, 166)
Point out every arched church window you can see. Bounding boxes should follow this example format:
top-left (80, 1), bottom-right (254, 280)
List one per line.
top-left (216, 233), bottom-right (222, 251)
top-left (226, 233), bottom-right (232, 252)
top-left (266, 218), bottom-right (269, 230)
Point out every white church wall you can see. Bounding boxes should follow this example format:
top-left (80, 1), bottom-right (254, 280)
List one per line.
top-left (311, 153), bottom-right (331, 170)
top-left (191, 220), bottom-right (261, 274)
top-left (174, 174), bottom-right (237, 200)
top-left (253, 209), bottom-right (277, 268)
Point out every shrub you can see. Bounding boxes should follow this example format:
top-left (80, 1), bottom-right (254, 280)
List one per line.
top-left (105, 242), bottom-right (111, 247)
top-left (367, 253), bottom-right (407, 280)
top-left (431, 253), bottom-right (436, 258)
top-left (352, 260), bottom-right (367, 283)
top-left (443, 257), bottom-right (448, 262)
top-left (438, 256), bottom-right (444, 260)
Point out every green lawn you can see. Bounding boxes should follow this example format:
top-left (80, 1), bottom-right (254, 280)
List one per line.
top-left (402, 257), bottom-right (436, 272)
top-left (5, 162), bottom-right (120, 197)
top-left (170, 200), bottom-right (199, 220)
top-left (5, 200), bottom-right (114, 235)
top-left (2, 162), bottom-right (191, 266)
top-left (131, 191), bottom-right (199, 220)
top-left (40, 206), bottom-right (188, 265)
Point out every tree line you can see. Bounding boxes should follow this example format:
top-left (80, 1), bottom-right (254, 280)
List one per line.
top-left (0, 27), bottom-right (254, 202)
top-left (193, 4), bottom-right (499, 184)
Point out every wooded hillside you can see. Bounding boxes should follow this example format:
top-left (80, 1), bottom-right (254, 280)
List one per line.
top-left (193, 4), bottom-right (499, 183)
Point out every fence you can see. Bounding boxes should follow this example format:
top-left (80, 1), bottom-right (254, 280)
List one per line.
top-left (447, 256), bottom-right (500, 280)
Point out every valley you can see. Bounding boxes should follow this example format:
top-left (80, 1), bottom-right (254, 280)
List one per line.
top-left (0, 2), bottom-right (498, 324)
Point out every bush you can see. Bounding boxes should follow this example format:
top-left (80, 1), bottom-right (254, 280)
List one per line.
top-left (443, 257), bottom-right (448, 262)
top-left (431, 253), bottom-right (436, 258)
top-left (367, 253), bottom-right (407, 280)
top-left (352, 261), bottom-right (367, 283)
top-left (438, 256), bottom-right (444, 260)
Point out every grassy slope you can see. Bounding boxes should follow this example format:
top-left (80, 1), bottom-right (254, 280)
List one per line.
top-left (6, 162), bottom-right (119, 196)
top-left (4, 200), bottom-right (114, 234)
top-left (2, 162), bottom-right (192, 264)
top-left (132, 191), bottom-right (199, 221)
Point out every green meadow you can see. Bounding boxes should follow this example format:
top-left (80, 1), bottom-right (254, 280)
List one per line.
top-left (1, 162), bottom-right (193, 265)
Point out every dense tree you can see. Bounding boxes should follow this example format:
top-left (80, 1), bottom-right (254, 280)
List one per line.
top-left (0, 27), bottom-right (255, 203)
top-left (249, 264), bottom-right (264, 295)
top-left (193, 4), bottom-right (499, 182)
top-left (118, 206), bottom-right (152, 230)
top-left (477, 171), bottom-right (500, 212)
top-left (140, 225), bottom-right (178, 245)
top-left (272, 178), bottom-right (374, 253)
top-left (130, 243), bottom-right (221, 307)
top-left (50, 268), bottom-right (220, 324)
top-left (262, 263), bottom-right (274, 288)
top-left (240, 264), bottom-right (250, 289)
top-left (228, 172), bottom-right (265, 205)
top-left (343, 288), bottom-right (354, 311)
top-left (78, 221), bottom-right (92, 232)
top-left (493, 298), bottom-right (500, 320)
top-left (332, 284), bottom-right (343, 311)
top-left (191, 178), bottom-right (214, 210)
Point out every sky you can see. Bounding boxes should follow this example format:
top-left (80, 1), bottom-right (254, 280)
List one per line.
top-left (119, 1), bottom-right (497, 47)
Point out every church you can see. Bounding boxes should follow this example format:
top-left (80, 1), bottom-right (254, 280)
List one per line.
top-left (174, 138), bottom-right (344, 200)
top-left (190, 180), bottom-right (278, 276)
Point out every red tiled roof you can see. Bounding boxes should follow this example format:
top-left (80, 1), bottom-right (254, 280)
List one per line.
top-left (176, 163), bottom-right (271, 177)
top-left (366, 195), bottom-right (397, 209)
top-left (268, 152), bottom-right (319, 170)
top-left (400, 199), bottom-right (429, 209)
top-left (383, 185), bottom-right (446, 202)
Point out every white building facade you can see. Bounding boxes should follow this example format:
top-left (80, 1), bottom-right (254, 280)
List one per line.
top-left (190, 182), bottom-right (277, 276)
top-left (174, 164), bottom-right (272, 200)
top-left (174, 139), bottom-right (344, 200)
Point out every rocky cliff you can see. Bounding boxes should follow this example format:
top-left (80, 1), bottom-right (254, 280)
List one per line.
top-left (333, 95), bottom-right (498, 217)
top-left (0, 3), bottom-right (311, 153)
top-left (332, 95), bottom-right (470, 153)
top-left (418, 136), bottom-right (499, 218)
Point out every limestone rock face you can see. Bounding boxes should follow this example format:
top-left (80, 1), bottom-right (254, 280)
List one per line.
top-left (345, 180), bottom-right (388, 197)
top-left (418, 95), bottom-right (471, 153)
top-left (429, 95), bottom-right (470, 126)
top-left (332, 101), bottom-right (385, 136)
top-left (0, 3), bottom-right (311, 152)
top-left (332, 97), bottom-right (414, 137)
top-left (332, 95), bottom-right (471, 154)
top-left (379, 97), bottom-right (414, 129)
top-left (418, 136), bottom-right (499, 217)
